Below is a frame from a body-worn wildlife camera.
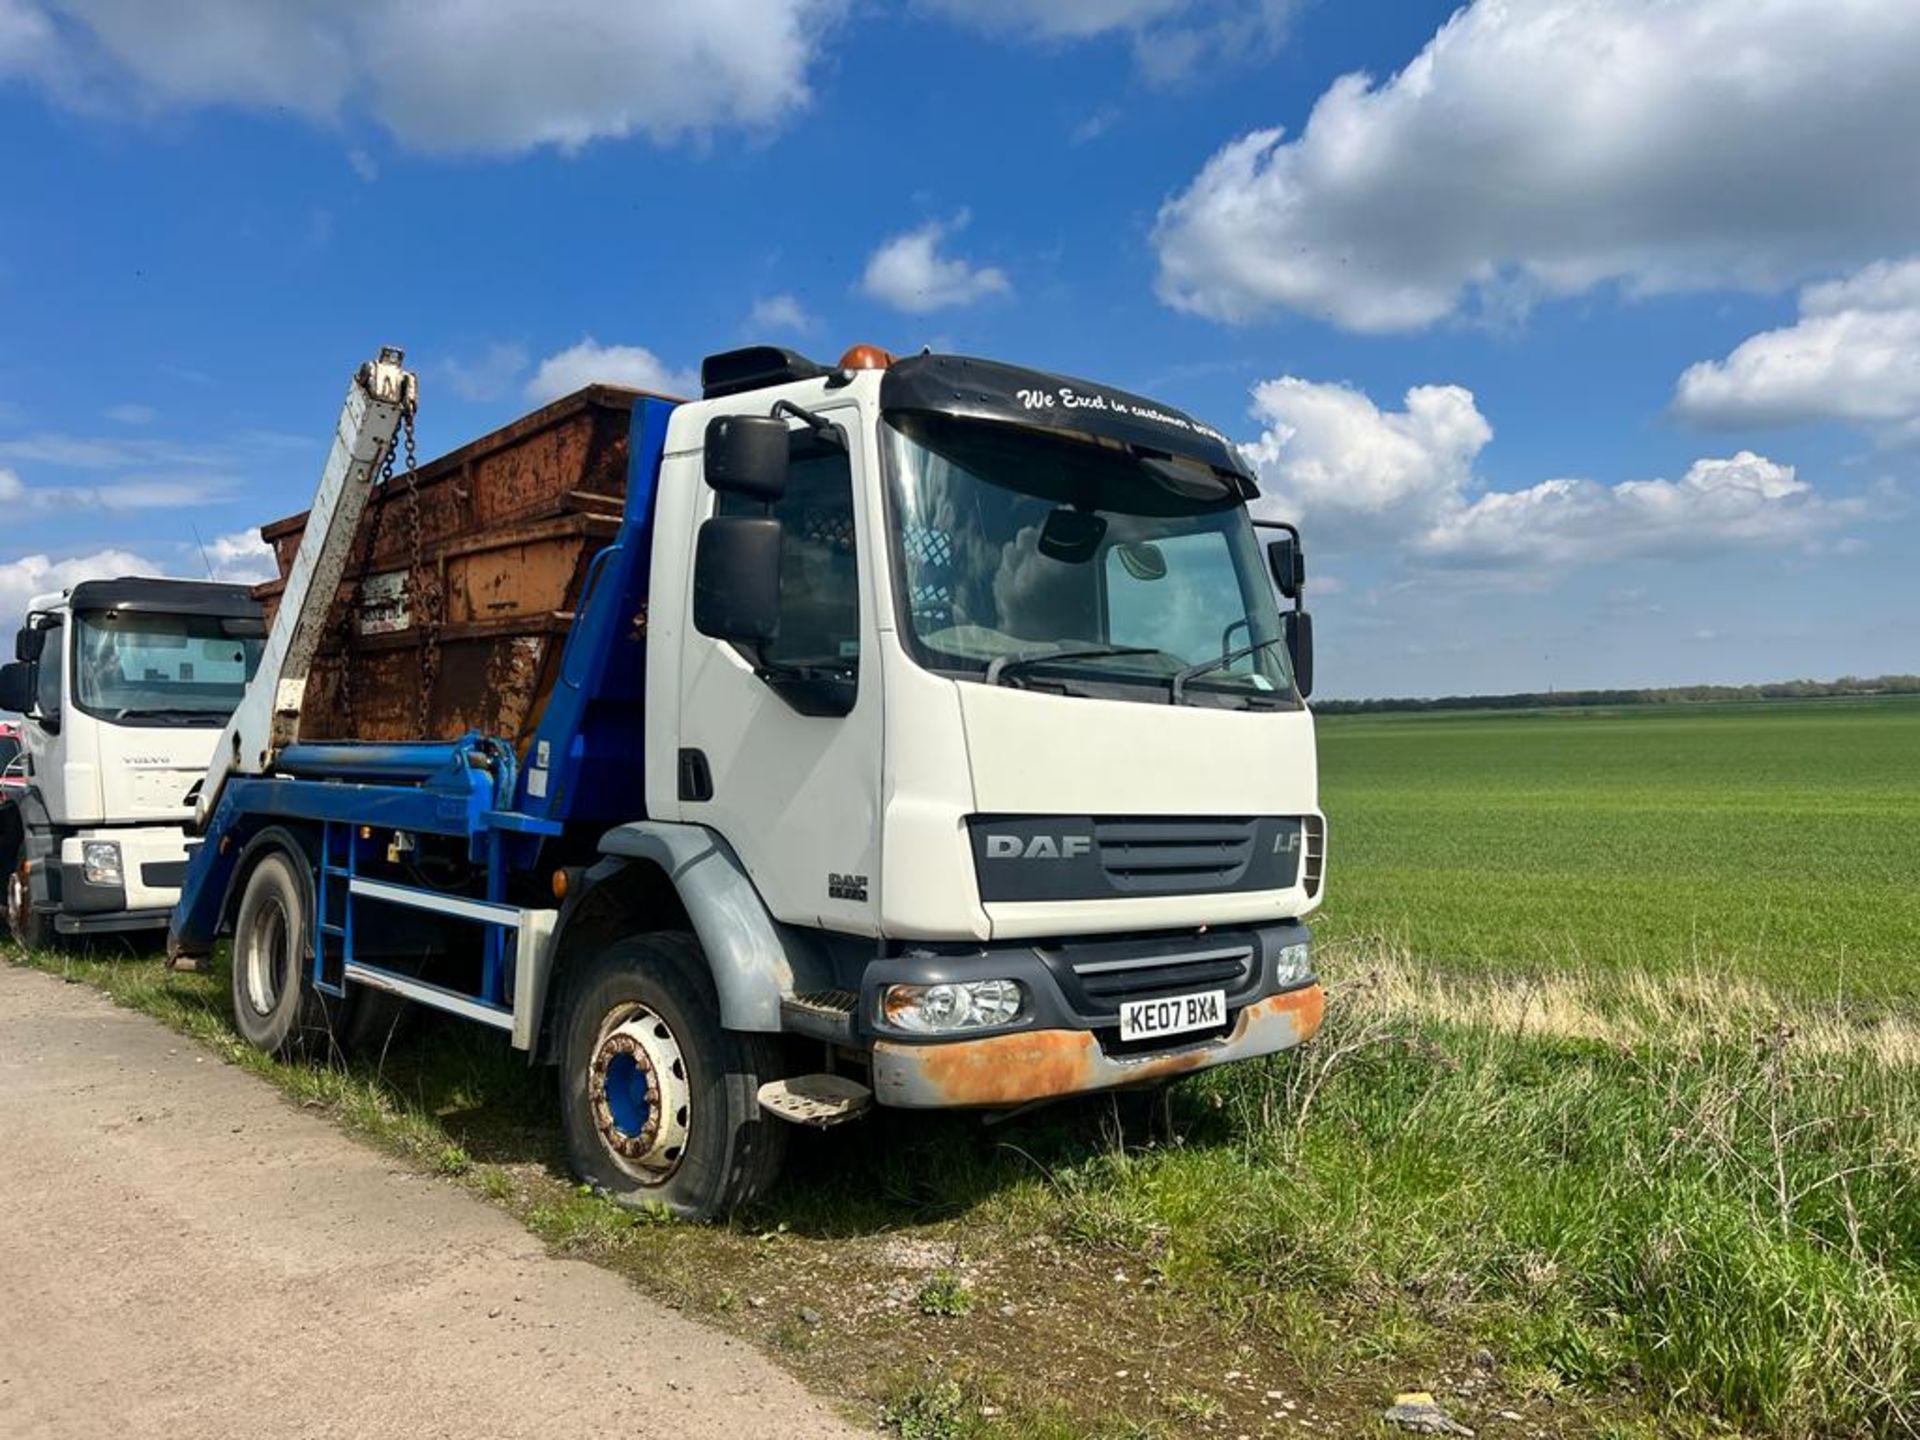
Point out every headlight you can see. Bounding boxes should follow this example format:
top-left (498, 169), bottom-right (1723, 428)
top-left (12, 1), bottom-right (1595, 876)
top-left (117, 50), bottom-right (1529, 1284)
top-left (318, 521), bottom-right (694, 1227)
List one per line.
top-left (1275, 942), bottom-right (1313, 987)
top-left (882, 979), bottom-right (1026, 1034)
top-left (82, 841), bottom-right (123, 887)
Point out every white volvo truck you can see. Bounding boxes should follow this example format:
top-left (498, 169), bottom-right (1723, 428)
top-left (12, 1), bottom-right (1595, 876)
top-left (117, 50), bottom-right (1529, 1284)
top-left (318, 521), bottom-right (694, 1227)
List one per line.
top-left (0, 578), bottom-right (265, 946)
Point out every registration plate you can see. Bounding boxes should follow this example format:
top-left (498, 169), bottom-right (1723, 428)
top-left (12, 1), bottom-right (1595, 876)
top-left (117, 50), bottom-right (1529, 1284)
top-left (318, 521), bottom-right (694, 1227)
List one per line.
top-left (1118, 989), bottom-right (1226, 1043)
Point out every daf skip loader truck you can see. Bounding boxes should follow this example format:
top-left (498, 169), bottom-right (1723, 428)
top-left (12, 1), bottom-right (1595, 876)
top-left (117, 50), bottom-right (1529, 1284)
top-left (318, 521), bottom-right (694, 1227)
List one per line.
top-left (168, 343), bottom-right (1326, 1218)
top-left (1, 578), bottom-right (264, 946)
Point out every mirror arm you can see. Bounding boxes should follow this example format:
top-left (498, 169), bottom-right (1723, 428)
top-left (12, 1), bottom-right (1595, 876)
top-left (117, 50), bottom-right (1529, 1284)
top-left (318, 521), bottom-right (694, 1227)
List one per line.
top-left (1255, 518), bottom-right (1306, 609)
top-left (771, 399), bottom-right (843, 446)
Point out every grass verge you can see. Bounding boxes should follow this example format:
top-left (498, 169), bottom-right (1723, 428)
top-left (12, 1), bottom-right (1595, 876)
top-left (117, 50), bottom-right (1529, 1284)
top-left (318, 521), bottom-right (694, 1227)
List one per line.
top-left (8, 936), bottom-right (1917, 1438)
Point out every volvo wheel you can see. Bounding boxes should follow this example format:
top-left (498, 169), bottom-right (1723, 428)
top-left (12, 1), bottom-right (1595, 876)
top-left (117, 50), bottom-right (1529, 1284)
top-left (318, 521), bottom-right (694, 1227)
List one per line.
top-left (5, 864), bottom-right (52, 950)
top-left (558, 931), bottom-right (787, 1221)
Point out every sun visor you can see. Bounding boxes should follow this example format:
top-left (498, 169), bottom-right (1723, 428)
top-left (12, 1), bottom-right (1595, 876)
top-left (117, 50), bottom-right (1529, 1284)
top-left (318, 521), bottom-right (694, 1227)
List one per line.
top-left (880, 353), bottom-right (1257, 492)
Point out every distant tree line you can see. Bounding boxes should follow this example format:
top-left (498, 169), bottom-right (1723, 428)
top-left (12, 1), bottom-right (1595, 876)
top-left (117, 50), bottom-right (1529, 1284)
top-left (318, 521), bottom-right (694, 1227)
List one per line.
top-left (1316, 675), bottom-right (1920, 715)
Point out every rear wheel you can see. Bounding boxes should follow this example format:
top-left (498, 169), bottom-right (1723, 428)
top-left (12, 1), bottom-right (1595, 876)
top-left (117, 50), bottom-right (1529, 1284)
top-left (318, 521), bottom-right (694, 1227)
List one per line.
top-left (230, 849), bottom-right (341, 1059)
top-left (5, 863), bottom-right (53, 950)
top-left (558, 932), bottom-right (787, 1221)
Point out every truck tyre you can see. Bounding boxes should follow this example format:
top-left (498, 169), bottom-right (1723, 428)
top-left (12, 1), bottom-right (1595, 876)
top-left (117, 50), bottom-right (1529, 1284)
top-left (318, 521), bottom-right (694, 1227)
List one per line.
top-left (5, 863), bottom-right (53, 951)
top-left (558, 932), bottom-right (788, 1222)
top-left (230, 850), bottom-right (336, 1059)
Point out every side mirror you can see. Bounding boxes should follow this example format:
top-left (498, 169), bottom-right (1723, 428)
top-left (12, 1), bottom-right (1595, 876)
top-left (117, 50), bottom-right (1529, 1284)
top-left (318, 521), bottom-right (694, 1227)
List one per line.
top-left (704, 416), bottom-right (789, 503)
top-left (0, 661), bottom-right (34, 715)
top-left (1267, 535), bottom-right (1305, 600)
top-left (15, 625), bottom-right (44, 663)
top-left (693, 517), bottom-right (783, 644)
top-left (1282, 610), bottom-right (1314, 700)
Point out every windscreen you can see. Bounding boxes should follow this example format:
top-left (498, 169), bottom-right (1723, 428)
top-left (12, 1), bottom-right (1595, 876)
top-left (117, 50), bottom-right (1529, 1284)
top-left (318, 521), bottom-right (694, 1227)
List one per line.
top-left (73, 610), bottom-right (264, 724)
top-left (885, 413), bottom-right (1293, 708)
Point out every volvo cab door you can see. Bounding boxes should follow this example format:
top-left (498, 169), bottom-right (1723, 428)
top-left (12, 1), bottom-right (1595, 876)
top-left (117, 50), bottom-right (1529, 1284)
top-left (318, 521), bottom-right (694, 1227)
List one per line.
top-left (671, 400), bottom-right (884, 936)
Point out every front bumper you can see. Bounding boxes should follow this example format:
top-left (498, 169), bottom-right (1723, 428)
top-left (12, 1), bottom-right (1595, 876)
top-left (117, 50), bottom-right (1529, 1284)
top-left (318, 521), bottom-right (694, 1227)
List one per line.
top-left (54, 906), bottom-right (173, 936)
top-left (858, 918), bottom-right (1322, 1108)
top-left (871, 981), bottom-right (1323, 1107)
top-left (56, 828), bottom-right (192, 915)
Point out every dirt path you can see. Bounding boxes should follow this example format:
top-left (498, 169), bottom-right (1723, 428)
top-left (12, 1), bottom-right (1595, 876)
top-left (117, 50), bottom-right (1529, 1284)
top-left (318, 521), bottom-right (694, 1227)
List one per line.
top-left (0, 963), bottom-right (865, 1440)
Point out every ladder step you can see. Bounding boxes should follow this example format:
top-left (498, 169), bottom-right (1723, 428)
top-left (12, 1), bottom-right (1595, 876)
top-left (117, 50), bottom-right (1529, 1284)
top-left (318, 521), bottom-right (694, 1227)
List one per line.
top-left (757, 1074), bottom-right (872, 1128)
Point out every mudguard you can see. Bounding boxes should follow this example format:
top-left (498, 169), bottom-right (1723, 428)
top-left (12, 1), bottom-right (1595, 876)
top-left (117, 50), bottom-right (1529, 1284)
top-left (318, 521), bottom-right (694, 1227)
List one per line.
top-left (591, 821), bottom-right (826, 1032)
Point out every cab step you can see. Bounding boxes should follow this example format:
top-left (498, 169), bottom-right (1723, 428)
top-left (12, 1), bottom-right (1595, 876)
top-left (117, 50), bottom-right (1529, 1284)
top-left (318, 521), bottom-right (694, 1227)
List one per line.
top-left (757, 1074), bottom-right (872, 1128)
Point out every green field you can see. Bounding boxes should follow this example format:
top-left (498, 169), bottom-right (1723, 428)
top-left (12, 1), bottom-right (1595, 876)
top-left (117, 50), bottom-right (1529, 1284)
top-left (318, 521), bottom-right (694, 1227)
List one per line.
top-left (8, 695), bottom-right (1920, 1438)
top-left (1314, 696), bottom-right (1920, 995)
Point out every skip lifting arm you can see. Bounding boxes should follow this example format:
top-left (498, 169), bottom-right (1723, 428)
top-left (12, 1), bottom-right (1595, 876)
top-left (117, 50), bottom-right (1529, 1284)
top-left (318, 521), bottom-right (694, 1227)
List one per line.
top-left (195, 349), bottom-right (418, 828)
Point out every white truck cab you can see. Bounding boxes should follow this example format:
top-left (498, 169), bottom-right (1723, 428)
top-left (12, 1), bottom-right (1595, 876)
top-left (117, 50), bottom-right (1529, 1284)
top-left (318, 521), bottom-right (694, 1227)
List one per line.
top-left (0, 577), bottom-right (264, 946)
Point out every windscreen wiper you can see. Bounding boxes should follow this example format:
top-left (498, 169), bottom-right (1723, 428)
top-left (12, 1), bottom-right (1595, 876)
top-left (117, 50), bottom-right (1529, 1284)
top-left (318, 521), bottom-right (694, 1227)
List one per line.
top-left (1170, 637), bottom-right (1286, 705)
top-left (114, 707), bottom-right (220, 725)
top-left (984, 644), bottom-right (1162, 687)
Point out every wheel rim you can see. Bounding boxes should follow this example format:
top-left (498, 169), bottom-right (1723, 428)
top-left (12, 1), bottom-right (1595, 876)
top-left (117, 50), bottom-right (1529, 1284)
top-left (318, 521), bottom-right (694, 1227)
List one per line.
top-left (587, 1002), bottom-right (692, 1184)
top-left (241, 895), bottom-right (291, 1017)
top-left (6, 869), bottom-right (29, 939)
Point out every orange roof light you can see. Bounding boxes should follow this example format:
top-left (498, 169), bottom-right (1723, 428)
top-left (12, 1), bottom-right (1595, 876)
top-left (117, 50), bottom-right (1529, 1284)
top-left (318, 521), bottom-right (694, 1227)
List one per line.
top-left (838, 344), bottom-right (894, 371)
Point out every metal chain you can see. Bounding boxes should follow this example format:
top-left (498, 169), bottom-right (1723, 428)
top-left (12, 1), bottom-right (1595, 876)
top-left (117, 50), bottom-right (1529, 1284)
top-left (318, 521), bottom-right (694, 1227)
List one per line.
top-left (398, 406), bottom-right (441, 740)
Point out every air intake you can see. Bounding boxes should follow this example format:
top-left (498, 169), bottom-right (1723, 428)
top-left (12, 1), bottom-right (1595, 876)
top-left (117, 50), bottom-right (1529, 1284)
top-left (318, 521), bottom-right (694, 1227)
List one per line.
top-left (1302, 815), bottom-right (1326, 899)
top-left (701, 346), bottom-right (829, 399)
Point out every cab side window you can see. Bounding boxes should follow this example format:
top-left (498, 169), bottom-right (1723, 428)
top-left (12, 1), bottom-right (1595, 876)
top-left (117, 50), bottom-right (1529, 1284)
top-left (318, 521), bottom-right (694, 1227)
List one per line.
top-left (717, 432), bottom-right (861, 677)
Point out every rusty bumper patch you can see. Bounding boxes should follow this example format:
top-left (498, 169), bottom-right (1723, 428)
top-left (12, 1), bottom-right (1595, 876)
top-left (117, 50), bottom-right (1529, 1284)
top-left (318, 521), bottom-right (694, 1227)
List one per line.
top-left (869, 983), bottom-right (1325, 1109)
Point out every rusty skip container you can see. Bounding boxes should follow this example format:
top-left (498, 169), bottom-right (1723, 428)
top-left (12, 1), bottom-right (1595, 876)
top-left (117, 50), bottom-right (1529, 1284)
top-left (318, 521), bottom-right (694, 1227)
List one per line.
top-left (255, 384), bottom-right (655, 747)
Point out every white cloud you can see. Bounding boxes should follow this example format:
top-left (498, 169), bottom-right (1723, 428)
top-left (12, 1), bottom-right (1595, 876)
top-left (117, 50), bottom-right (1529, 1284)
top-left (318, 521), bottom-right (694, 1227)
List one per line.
top-left (0, 0), bottom-right (53, 74)
top-left (0, 547), bottom-right (155, 629)
top-left (441, 342), bottom-right (529, 404)
top-left (347, 146), bottom-right (377, 182)
top-left (1673, 257), bottom-right (1920, 437)
top-left (1245, 376), bottom-right (1851, 574)
top-left (860, 214), bottom-right (1011, 314)
top-left (920, 0), bottom-right (1293, 81)
top-left (1, 0), bottom-right (844, 154)
top-left (104, 403), bottom-right (153, 425)
top-left (0, 424), bottom-right (301, 516)
top-left (201, 529), bottom-right (277, 585)
top-left (1153, 0), bottom-right (1920, 331)
top-left (524, 339), bottom-right (696, 405)
top-left (1419, 451), bottom-right (1834, 570)
top-left (748, 294), bottom-right (814, 334)
top-left (1246, 378), bottom-right (1489, 548)
top-left (919, 0), bottom-right (1188, 40)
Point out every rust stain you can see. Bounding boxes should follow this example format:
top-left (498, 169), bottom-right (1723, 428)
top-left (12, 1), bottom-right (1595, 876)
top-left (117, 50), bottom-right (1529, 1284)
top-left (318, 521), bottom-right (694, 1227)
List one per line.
top-left (253, 389), bottom-right (638, 744)
top-left (877, 983), bottom-right (1326, 1108)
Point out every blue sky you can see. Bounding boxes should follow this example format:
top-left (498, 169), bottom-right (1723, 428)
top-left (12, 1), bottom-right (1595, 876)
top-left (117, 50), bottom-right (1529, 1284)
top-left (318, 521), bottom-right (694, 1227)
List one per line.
top-left (1, 0), bottom-right (1915, 698)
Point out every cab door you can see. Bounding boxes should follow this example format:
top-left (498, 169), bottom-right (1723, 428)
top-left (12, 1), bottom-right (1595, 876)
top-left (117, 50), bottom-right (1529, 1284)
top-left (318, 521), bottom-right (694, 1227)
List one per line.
top-left (671, 404), bottom-right (884, 935)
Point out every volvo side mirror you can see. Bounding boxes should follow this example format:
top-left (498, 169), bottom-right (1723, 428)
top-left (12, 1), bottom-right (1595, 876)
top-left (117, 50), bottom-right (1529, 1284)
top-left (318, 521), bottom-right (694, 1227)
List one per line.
top-left (15, 624), bottom-right (45, 663)
top-left (1283, 610), bottom-right (1314, 700)
top-left (703, 416), bottom-right (789, 503)
top-left (0, 661), bottom-right (35, 715)
top-left (1267, 535), bottom-right (1305, 600)
top-left (693, 517), bottom-right (783, 644)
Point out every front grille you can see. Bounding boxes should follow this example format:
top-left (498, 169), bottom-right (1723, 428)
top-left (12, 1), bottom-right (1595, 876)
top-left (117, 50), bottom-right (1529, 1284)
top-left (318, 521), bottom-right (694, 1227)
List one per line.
top-left (1069, 944), bottom-right (1255, 1006)
top-left (1094, 817), bottom-right (1257, 893)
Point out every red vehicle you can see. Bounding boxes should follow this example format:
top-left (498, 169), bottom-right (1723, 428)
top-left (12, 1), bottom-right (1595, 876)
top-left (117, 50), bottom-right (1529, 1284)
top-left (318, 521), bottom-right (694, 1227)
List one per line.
top-left (0, 719), bottom-right (24, 803)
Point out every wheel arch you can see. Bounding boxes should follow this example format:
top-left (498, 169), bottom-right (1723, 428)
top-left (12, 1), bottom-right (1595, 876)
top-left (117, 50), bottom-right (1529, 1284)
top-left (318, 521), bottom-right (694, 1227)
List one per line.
top-left (224, 823), bottom-right (320, 934)
top-left (532, 822), bottom-right (827, 1062)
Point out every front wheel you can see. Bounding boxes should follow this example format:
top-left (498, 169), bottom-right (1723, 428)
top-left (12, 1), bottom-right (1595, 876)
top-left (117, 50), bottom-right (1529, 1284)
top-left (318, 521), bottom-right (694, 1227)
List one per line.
top-left (230, 849), bottom-right (340, 1059)
top-left (558, 932), bottom-right (787, 1221)
top-left (5, 864), bottom-right (53, 951)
